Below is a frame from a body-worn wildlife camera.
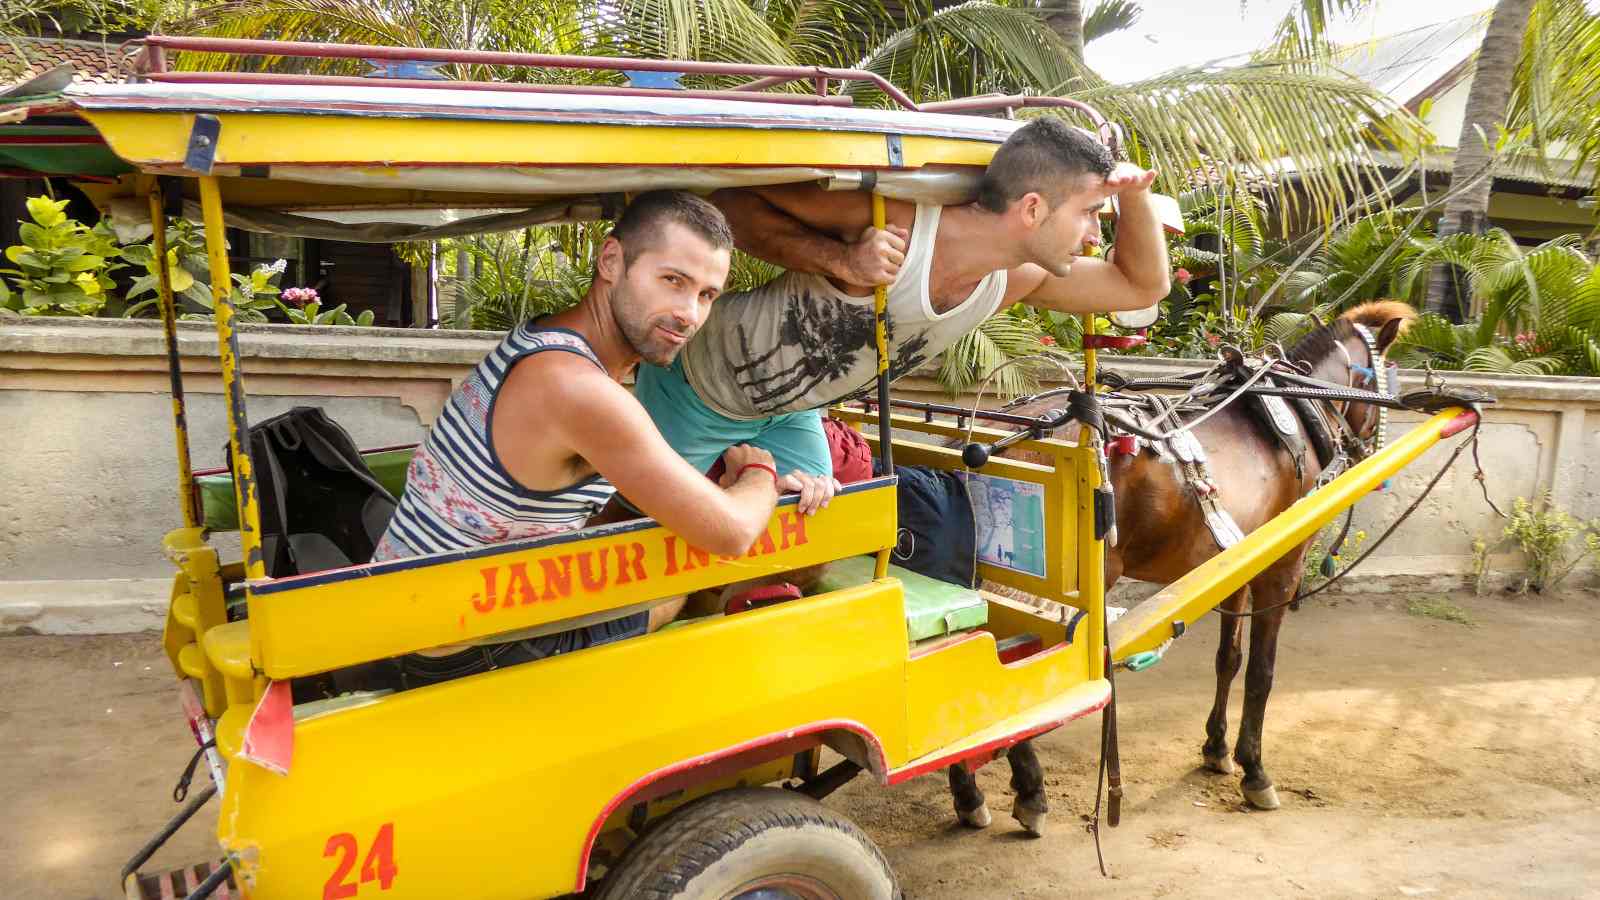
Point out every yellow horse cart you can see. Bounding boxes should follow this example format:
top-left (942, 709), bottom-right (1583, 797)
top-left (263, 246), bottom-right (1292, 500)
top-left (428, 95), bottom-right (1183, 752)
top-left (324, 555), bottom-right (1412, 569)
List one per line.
top-left (2, 37), bottom-right (1482, 900)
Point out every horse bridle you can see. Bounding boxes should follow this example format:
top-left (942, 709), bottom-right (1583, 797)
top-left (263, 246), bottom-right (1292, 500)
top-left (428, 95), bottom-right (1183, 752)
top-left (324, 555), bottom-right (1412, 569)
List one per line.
top-left (1330, 322), bottom-right (1396, 467)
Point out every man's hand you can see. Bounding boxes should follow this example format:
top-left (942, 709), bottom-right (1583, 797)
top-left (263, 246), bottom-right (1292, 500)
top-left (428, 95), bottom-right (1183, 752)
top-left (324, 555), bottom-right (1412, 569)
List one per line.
top-left (779, 471), bottom-right (841, 516)
top-left (838, 224), bottom-right (909, 288)
top-left (720, 444), bottom-right (781, 489)
top-left (1104, 162), bottom-right (1157, 197)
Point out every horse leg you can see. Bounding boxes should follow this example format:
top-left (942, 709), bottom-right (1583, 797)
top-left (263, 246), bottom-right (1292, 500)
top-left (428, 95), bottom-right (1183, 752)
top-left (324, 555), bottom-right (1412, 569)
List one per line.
top-left (1234, 565), bottom-right (1296, 810)
top-left (947, 764), bottom-right (991, 828)
top-left (1007, 739), bottom-right (1049, 836)
top-left (1202, 587), bottom-right (1249, 774)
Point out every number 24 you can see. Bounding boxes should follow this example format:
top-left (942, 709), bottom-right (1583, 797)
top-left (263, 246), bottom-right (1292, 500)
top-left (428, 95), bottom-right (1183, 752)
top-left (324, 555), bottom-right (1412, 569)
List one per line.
top-left (323, 822), bottom-right (398, 900)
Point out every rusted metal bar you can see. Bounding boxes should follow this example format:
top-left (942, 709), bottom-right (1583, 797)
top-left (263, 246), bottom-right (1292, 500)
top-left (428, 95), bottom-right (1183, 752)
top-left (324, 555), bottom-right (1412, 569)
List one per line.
top-left (920, 95), bottom-right (1121, 151)
top-left (125, 36), bottom-right (918, 110)
top-left (142, 71), bottom-right (856, 107)
top-left (729, 75), bottom-right (794, 92)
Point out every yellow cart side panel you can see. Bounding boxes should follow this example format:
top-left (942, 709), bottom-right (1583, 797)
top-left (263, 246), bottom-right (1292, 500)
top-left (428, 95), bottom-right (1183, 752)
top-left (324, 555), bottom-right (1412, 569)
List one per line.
top-left (903, 624), bottom-right (1091, 760)
top-left (219, 581), bottom-right (909, 900)
top-left (248, 482), bottom-right (896, 680)
top-left (80, 111), bottom-right (999, 170)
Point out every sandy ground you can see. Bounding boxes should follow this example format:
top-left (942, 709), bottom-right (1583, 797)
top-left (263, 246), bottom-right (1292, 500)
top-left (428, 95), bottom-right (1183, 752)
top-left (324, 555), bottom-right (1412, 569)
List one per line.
top-left (2, 589), bottom-right (1596, 899)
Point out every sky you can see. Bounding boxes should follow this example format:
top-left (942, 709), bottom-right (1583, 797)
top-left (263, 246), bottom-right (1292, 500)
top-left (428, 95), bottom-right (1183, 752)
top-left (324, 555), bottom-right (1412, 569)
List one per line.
top-left (1083, 0), bottom-right (1496, 84)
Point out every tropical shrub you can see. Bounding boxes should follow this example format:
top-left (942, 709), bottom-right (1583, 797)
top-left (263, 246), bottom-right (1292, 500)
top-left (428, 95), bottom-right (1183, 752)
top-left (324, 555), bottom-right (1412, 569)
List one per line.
top-left (120, 218), bottom-right (213, 317)
top-left (0, 196), bottom-right (123, 316)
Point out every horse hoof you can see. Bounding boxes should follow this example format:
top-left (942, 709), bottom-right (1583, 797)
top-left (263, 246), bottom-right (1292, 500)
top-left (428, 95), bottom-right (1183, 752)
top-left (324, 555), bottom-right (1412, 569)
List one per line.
top-left (1243, 783), bottom-right (1280, 810)
top-left (1012, 798), bottom-right (1048, 837)
top-left (1203, 753), bottom-right (1235, 775)
top-left (956, 802), bottom-right (992, 829)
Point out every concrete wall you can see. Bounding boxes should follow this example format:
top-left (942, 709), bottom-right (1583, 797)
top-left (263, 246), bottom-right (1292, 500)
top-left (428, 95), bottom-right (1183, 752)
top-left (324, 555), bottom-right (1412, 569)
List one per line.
top-left (2, 317), bottom-right (1592, 632)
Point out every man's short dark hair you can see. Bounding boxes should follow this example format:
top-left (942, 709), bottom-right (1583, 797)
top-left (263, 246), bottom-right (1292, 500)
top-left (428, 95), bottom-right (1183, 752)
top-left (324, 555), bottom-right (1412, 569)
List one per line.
top-left (610, 190), bottom-right (734, 267)
top-left (975, 117), bottom-right (1114, 214)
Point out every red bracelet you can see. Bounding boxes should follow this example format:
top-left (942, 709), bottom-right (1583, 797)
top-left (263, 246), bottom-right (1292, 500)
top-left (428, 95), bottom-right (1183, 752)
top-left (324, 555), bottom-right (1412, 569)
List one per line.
top-left (737, 462), bottom-right (779, 486)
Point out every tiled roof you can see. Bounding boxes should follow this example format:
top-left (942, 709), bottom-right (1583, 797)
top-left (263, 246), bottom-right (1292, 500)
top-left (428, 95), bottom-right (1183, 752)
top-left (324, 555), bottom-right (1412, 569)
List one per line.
top-left (2, 36), bottom-right (131, 87)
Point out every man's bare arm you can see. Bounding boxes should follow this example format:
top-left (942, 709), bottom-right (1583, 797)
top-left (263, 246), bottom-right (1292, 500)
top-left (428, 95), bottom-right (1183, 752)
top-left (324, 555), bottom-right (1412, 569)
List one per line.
top-left (1008, 175), bottom-right (1171, 313)
top-left (512, 358), bottom-right (779, 556)
top-left (709, 186), bottom-right (910, 288)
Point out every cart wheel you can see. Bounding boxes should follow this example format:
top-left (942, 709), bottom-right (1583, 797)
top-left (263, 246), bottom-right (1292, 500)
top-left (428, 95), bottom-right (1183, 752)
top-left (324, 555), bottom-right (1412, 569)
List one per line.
top-left (595, 787), bottom-right (898, 900)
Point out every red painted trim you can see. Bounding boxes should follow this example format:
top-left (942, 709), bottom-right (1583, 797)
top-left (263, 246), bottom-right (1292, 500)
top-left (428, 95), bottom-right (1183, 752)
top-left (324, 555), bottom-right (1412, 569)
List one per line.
top-left (885, 689), bottom-right (1109, 785)
top-left (573, 719), bottom-right (889, 892)
top-left (142, 71), bottom-right (856, 108)
top-left (995, 633), bottom-right (1044, 665)
top-left (1439, 408), bottom-right (1479, 439)
top-left (1082, 333), bottom-right (1147, 351)
top-left (0, 134), bottom-right (105, 145)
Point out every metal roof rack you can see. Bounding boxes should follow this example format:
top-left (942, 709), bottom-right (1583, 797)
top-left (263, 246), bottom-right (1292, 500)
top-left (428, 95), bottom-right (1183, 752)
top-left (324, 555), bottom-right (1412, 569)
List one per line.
top-left (120, 36), bottom-right (1120, 150)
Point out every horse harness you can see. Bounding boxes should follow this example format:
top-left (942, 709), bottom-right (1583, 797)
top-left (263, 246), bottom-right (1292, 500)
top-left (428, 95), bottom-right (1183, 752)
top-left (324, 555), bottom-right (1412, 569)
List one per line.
top-left (1092, 329), bottom-right (1394, 551)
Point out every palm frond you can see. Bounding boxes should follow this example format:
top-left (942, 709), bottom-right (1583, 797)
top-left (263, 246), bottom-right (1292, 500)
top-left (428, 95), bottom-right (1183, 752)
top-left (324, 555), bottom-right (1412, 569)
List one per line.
top-left (936, 313), bottom-right (1062, 396)
top-left (1082, 0), bottom-right (1140, 45)
top-left (1261, 0), bottom-right (1378, 60)
top-left (612, 0), bottom-right (797, 68)
top-left (1072, 61), bottom-right (1429, 232)
top-left (848, 1), bottom-right (1098, 103)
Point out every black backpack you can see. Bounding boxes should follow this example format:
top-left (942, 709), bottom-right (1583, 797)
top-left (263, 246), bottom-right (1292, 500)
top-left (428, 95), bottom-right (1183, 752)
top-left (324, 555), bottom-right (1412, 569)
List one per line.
top-left (879, 463), bottom-right (978, 589)
top-left (226, 407), bottom-right (398, 577)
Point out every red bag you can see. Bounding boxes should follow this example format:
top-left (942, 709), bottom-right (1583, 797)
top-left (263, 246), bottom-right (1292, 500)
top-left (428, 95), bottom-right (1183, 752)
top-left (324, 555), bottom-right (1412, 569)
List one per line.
top-left (703, 417), bottom-right (874, 484)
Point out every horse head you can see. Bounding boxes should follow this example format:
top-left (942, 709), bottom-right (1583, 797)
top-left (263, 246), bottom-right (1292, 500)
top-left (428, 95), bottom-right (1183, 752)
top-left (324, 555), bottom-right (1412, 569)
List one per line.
top-left (1290, 300), bottom-right (1417, 464)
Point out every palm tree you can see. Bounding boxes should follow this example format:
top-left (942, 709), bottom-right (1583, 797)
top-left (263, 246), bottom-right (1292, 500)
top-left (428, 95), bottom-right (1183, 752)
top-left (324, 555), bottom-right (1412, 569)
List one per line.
top-left (1424, 0), bottom-right (1538, 321)
top-left (1040, 0), bottom-right (1084, 60)
top-left (1394, 231), bottom-right (1600, 375)
top-left (1277, 1), bottom-right (1600, 320)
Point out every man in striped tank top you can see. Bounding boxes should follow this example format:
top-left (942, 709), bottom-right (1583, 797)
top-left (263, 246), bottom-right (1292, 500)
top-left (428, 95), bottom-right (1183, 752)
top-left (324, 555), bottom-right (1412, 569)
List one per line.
top-left (375, 191), bottom-right (837, 686)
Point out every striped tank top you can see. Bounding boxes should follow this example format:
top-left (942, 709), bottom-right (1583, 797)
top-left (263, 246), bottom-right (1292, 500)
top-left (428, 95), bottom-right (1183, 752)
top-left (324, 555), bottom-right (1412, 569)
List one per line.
top-left (372, 323), bottom-right (617, 563)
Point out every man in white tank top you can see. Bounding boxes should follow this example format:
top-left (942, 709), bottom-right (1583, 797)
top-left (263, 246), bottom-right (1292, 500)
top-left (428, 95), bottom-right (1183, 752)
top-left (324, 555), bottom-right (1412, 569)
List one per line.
top-left (634, 117), bottom-right (1171, 479)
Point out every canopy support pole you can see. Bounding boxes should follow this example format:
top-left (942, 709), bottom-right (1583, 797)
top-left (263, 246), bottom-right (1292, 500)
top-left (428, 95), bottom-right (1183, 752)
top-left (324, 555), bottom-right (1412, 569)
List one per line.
top-left (148, 185), bottom-right (199, 529)
top-left (199, 175), bottom-right (267, 580)
top-left (872, 192), bottom-right (893, 581)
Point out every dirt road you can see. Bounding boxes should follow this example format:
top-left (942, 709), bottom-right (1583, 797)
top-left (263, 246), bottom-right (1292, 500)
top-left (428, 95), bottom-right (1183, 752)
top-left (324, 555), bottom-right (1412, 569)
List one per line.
top-left (2, 589), bottom-right (1596, 899)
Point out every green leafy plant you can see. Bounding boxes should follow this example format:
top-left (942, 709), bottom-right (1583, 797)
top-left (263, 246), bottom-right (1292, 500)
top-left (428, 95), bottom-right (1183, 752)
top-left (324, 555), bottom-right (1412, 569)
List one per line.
top-left (120, 218), bottom-right (213, 318)
top-left (1470, 536), bottom-right (1492, 595)
top-left (1504, 494), bottom-right (1581, 592)
top-left (1405, 596), bottom-right (1475, 626)
top-left (0, 196), bottom-right (123, 316)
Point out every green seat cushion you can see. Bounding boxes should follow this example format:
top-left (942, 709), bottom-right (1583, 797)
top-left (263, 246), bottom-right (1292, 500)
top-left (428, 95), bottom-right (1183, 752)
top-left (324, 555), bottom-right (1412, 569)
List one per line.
top-left (814, 555), bottom-right (987, 642)
top-left (198, 446), bottom-right (414, 531)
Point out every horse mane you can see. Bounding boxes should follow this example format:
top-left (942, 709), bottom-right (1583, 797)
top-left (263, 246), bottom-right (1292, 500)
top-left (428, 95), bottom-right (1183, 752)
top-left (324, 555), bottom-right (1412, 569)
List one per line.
top-left (1344, 300), bottom-right (1418, 335)
top-left (1288, 300), bottom-right (1419, 365)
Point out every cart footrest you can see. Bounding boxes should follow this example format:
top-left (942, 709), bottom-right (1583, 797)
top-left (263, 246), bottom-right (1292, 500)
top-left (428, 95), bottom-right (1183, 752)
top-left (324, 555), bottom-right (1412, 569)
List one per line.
top-left (124, 859), bottom-right (236, 900)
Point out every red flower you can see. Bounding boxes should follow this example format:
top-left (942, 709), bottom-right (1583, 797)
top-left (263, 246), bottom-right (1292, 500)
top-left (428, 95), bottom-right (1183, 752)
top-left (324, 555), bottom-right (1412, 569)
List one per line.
top-left (1040, 335), bottom-right (1057, 346)
top-left (1174, 268), bottom-right (1193, 285)
top-left (1205, 333), bottom-right (1220, 347)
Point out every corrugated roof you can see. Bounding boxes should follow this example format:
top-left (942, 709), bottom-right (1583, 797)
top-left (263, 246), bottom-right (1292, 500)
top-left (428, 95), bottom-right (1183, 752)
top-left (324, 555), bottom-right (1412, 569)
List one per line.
top-left (1331, 11), bottom-right (1491, 106)
top-left (2, 37), bottom-right (130, 87)
top-left (1368, 148), bottom-right (1595, 191)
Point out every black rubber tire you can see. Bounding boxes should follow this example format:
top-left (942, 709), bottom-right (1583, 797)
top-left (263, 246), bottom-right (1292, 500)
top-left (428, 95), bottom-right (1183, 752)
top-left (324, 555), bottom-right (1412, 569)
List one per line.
top-left (594, 787), bottom-right (898, 900)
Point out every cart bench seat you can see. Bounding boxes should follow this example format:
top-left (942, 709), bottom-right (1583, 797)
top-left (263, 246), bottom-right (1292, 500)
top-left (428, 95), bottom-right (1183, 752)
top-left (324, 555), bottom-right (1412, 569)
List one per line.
top-left (813, 555), bottom-right (987, 642)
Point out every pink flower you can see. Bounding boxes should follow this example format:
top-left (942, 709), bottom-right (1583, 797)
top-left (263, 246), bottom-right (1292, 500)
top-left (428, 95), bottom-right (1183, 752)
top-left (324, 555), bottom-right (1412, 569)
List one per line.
top-left (1205, 333), bottom-right (1220, 347)
top-left (281, 286), bottom-right (319, 308)
top-left (1174, 268), bottom-right (1192, 285)
top-left (1040, 335), bottom-right (1057, 346)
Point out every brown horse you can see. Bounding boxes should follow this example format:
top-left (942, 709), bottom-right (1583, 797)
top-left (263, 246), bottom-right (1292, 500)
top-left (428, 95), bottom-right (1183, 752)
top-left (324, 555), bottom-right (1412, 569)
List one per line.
top-left (947, 300), bottom-right (1417, 834)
